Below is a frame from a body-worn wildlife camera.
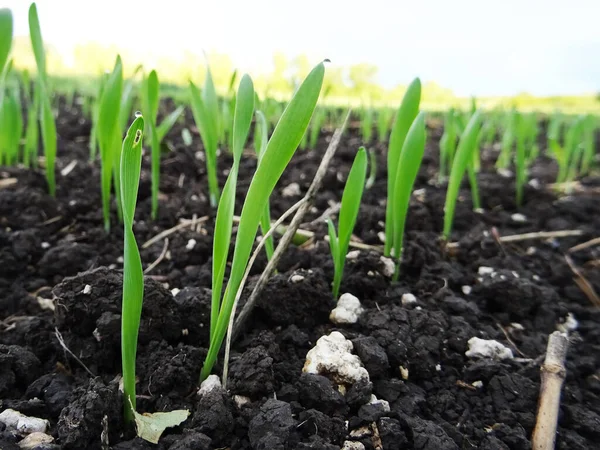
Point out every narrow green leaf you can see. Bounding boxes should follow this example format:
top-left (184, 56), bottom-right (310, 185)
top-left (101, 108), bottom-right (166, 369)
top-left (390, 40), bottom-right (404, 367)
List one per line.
top-left (210, 74), bottom-right (254, 336)
top-left (385, 78), bottom-right (421, 256)
top-left (28, 3), bottom-right (46, 81)
top-left (0, 8), bottom-right (13, 77)
top-left (391, 112), bottom-right (425, 278)
top-left (120, 115), bottom-right (145, 422)
top-left (443, 111), bottom-right (482, 239)
top-left (156, 105), bottom-right (185, 142)
top-left (200, 61), bottom-right (325, 381)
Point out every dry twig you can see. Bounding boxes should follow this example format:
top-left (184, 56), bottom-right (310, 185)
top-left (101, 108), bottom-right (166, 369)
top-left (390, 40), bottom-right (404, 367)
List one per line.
top-left (142, 216), bottom-right (208, 249)
top-left (446, 229), bottom-right (584, 251)
top-left (532, 331), bottom-right (570, 450)
top-left (569, 236), bottom-right (600, 254)
top-left (232, 111), bottom-right (351, 340)
top-left (54, 327), bottom-right (95, 377)
top-left (144, 238), bottom-right (169, 274)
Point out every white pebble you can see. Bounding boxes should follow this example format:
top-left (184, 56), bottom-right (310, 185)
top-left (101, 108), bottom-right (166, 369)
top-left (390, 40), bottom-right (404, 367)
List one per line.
top-left (290, 274), bottom-right (305, 283)
top-left (474, 208), bottom-right (485, 214)
top-left (472, 380), bottom-right (484, 389)
top-left (0, 409), bottom-right (49, 434)
top-left (186, 239), bottom-right (197, 251)
top-left (528, 178), bottom-right (540, 189)
top-left (526, 247), bottom-right (537, 255)
top-left (282, 182), bottom-right (301, 197)
top-left (117, 256), bottom-right (124, 264)
top-left (379, 256), bottom-right (395, 278)
top-left (466, 337), bottom-right (514, 361)
top-left (83, 284), bottom-right (92, 295)
top-left (399, 366), bottom-right (409, 380)
top-left (478, 266), bottom-right (494, 276)
top-left (233, 395), bottom-right (251, 409)
top-left (303, 331), bottom-right (369, 385)
top-left (435, 364), bottom-right (442, 371)
top-left (330, 293), bottom-right (364, 325)
top-left (41, 242), bottom-right (50, 249)
top-left (198, 374), bottom-right (221, 395)
top-left (377, 231), bottom-right (386, 244)
top-left (18, 432), bottom-right (54, 449)
top-left (532, 274), bottom-right (540, 281)
top-left (171, 288), bottom-right (180, 297)
top-left (369, 394), bottom-right (390, 412)
top-left (342, 441), bottom-right (365, 450)
top-left (511, 213), bottom-right (527, 223)
top-left (346, 250), bottom-right (360, 260)
top-left (401, 293), bottom-right (417, 306)
top-left (462, 285), bottom-right (472, 295)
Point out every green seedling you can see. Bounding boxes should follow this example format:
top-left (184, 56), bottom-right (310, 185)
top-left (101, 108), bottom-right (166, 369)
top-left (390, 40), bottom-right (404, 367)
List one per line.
top-left (210, 74), bottom-right (254, 338)
top-left (443, 111), bottom-right (482, 240)
top-left (189, 66), bottom-right (220, 207)
top-left (360, 107), bottom-right (373, 144)
top-left (376, 107), bottom-right (392, 143)
top-left (389, 112), bottom-right (426, 279)
top-left (496, 110), bottom-right (515, 170)
top-left (118, 64), bottom-right (143, 135)
top-left (254, 109), bottom-right (274, 260)
top-left (29, 2), bottom-right (57, 196)
top-left (200, 61), bottom-right (325, 382)
top-left (89, 72), bottom-right (107, 161)
top-left (142, 70), bottom-right (160, 219)
top-left (515, 113), bottom-right (526, 206)
top-left (119, 115), bottom-right (145, 422)
top-left (384, 77), bottom-right (421, 257)
top-left (308, 106), bottom-right (326, 149)
top-left (327, 147), bottom-right (367, 298)
top-left (439, 108), bottom-right (456, 182)
top-left (365, 148), bottom-right (377, 189)
top-left (580, 115), bottom-right (596, 175)
top-left (97, 56), bottom-right (123, 231)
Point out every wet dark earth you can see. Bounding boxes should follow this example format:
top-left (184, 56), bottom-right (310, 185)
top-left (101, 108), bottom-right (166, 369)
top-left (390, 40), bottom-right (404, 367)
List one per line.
top-left (1, 97), bottom-right (600, 449)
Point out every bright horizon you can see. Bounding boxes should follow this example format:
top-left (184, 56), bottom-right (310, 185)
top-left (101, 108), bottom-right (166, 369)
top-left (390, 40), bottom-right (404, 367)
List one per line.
top-left (3, 0), bottom-right (600, 97)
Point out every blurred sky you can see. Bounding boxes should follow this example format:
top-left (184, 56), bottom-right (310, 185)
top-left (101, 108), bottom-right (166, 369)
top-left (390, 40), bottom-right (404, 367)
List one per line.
top-left (3, 0), bottom-right (600, 96)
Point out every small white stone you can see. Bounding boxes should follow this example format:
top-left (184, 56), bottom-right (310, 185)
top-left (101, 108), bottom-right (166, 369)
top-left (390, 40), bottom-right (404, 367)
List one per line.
top-left (233, 395), bottom-right (251, 409)
top-left (526, 247), bottom-right (537, 255)
top-left (68, 200), bottom-right (77, 206)
top-left (435, 364), bottom-right (442, 371)
top-left (379, 256), bottom-right (395, 278)
top-left (474, 208), bottom-right (485, 214)
top-left (415, 306), bottom-right (422, 310)
top-left (290, 274), bottom-right (305, 283)
top-left (41, 242), bottom-right (50, 249)
top-left (83, 284), bottom-right (92, 295)
top-left (401, 293), bottom-right (417, 306)
top-left (528, 178), bottom-right (541, 189)
top-left (282, 182), bottom-right (301, 197)
top-left (557, 313), bottom-right (578, 333)
top-left (462, 285), bottom-right (472, 295)
top-left (511, 213), bottom-right (527, 223)
top-left (342, 441), bottom-right (365, 450)
top-left (195, 151), bottom-right (204, 160)
top-left (510, 323), bottom-right (525, 331)
top-left (186, 239), bottom-right (197, 251)
top-left (18, 432), bottom-right (54, 449)
top-left (198, 375), bottom-right (221, 395)
top-left (369, 394), bottom-right (391, 412)
top-left (346, 250), bottom-right (360, 260)
top-left (303, 331), bottom-right (369, 385)
top-left (472, 380), bottom-right (484, 389)
top-left (377, 231), bottom-right (386, 244)
top-left (399, 366), bottom-right (409, 380)
top-left (466, 337), bottom-right (513, 361)
top-left (0, 409), bottom-right (49, 434)
top-left (349, 426), bottom-right (372, 438)
top-left (367, 270), bottom-right (375, 277)
top-left (497, 168), bottom-right (513, 178)
top-left (512, 271), bottom-right (520, 278)
top-left (171, 288), bottom-right (181, 297)
top-left (478, 266), bottom-right (494, 276)
top-left (117, 256), bottom-right (124, 264)
top-left (330, 293), bottom-right (364, 325)
top-left (532, 274), bottom-right (540, 281)
top-left (191, 194), bottom-right (199, 201)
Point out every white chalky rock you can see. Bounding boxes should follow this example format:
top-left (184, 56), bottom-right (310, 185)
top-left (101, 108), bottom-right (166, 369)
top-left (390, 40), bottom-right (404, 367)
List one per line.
top-left (83, 284), bottom-right (92, 295)
top-left (377, 231), bottom-right (386, 244)
top-left (369, 394), bottom-right (390, 412)
top-left (233, 395), bottom-right (251, 408)
top-left (478, 266), bottom-right (494, 276)
top-left (290, 274), bottom-right (305, 283)
top-left (0, 409), bottom-right (49, 434)
top-left (330, 294), bottom-right (364, 325)
top-left (171, 288), bottom-right (181, 297)
top-left (18, 432), bottom-right (54, 449)
top-left (379, 256), bottom-right (396, 278)
top-left (528, 178), bottom-right (541, 189)
top-left (462, 285), bottom-right (472, 295)
top-left (342, 441), bottom-right (365, 450)
top-left (198, 375), bottom-right (221, 396)
top-left (511, 213), bottom-right (527, 223)
top-left (186, 239), bottom-right (197, 250)
top-left (282, 182), bottom-right (301, 197)
top-left (346, 250), bottom-right (360, 260)
top-left (466, 337), bottom-right (514, 361)
top-left (41, 242), bottom-right (50, 249)
top-left (303, 331), bottom-right (369, 384)
top-left (558, 313), bottom-right (578, 333)
top-left (401, 293), bottom-right (417, 306)
top-left (472, 381), bottom-right (484, 389)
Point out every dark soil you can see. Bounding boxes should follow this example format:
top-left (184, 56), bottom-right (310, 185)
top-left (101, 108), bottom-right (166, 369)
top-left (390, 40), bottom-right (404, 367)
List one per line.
top-left (1, 96), bottom-right (600, 449)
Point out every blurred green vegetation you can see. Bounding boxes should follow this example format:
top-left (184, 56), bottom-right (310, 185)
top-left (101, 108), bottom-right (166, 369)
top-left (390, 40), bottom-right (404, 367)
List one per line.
top-left (10, 37), bottom-right (600, 114)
